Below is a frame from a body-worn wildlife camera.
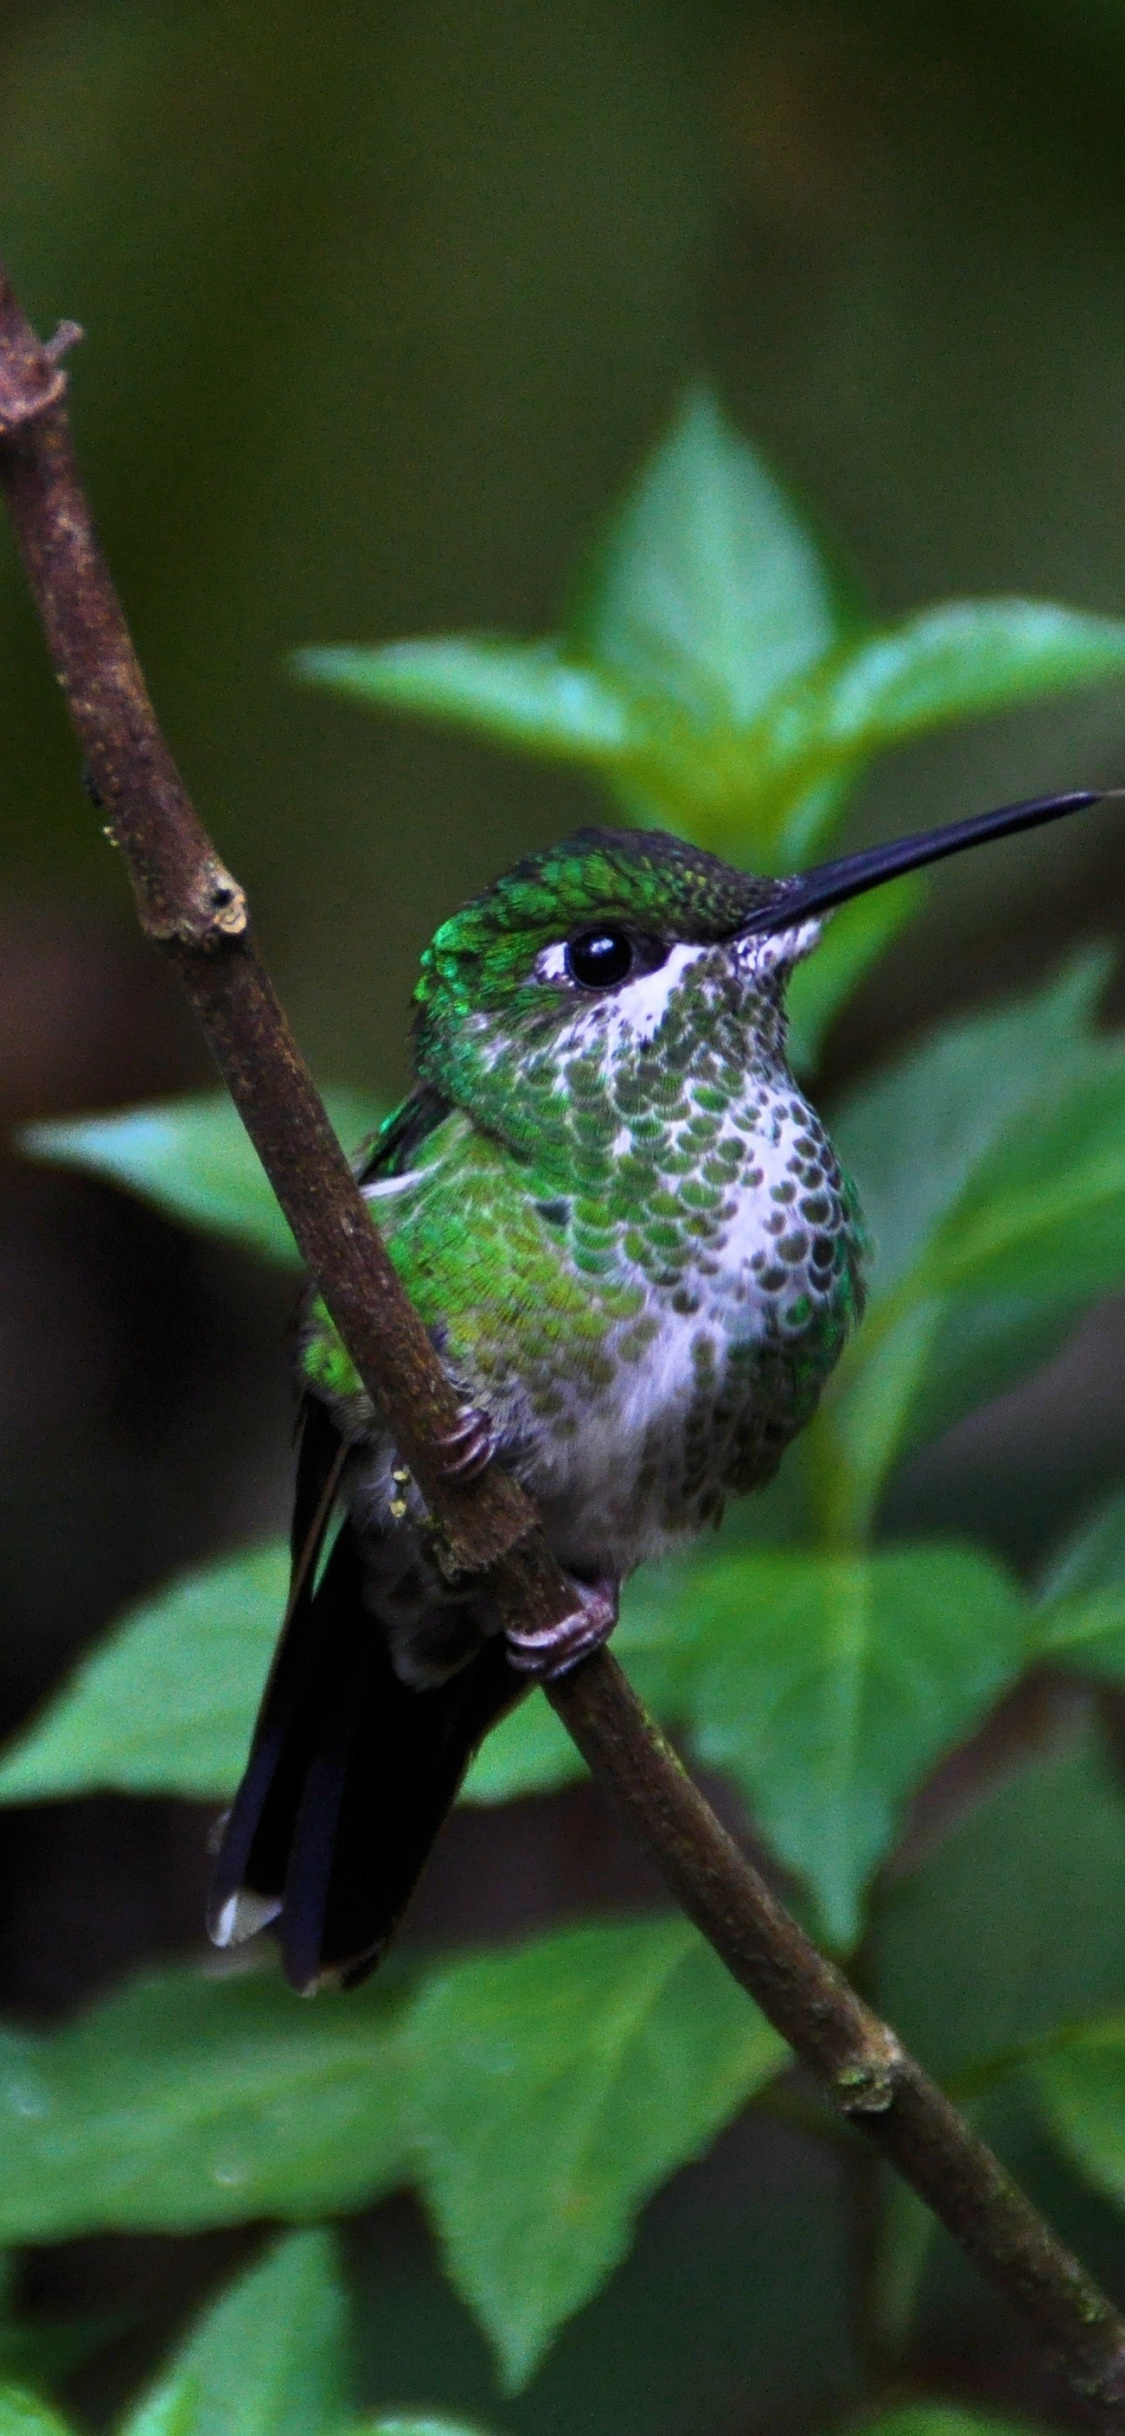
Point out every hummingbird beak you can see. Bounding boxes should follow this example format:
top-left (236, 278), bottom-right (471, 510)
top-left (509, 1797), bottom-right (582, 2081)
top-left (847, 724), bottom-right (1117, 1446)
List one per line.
top-left (736, 789), bottom-right (1111, 938)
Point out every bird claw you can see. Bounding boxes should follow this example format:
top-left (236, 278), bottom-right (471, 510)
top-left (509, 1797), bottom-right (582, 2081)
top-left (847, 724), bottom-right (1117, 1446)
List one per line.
top-left (436, 1404), bottom-right (496, 1484)
top-left (505, 1575), bottom-right (619, 1680)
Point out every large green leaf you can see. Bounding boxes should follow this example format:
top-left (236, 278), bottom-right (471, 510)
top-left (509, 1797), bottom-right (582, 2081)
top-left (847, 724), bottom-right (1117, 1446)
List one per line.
top-left (0, 1961), bottom-right (409, 2238)
top-left (405, 1915), bottom-right (786, 2390)
top-left (19, 1089), bottom-right (382, 1266)
top-left (570, 388), bottom-right (845, 731)
top-left (682, 1543), bottom-right (1027, 1949)
top-left (814, 955), bottom-right (1125, 1528)
top-left (751, 600), bottom-right (1125, 819)
top-left (121, 2232), bottom-right (347, 2436)
top-left (0, 2401), bottom-right (73, 2436)
top-left (295, 391), bottom-right (1125, 867)
top-left (832, 954), bottom-right (1110, 1295)
top-left (1031, 2016), bottom-right (1125, 2218)
top-left (292, 640), bottom-right (638, 769)
top-left (0, 1545), bottom-right (285, 1803)
top-left (874, 1725), bottom-right (1125, 2084)
top-left (1027, 1487), bottom-right (1125, 1682)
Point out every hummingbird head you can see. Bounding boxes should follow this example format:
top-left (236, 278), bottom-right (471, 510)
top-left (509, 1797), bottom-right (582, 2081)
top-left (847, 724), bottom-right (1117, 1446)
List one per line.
top-left (413, 826), bottom-right (807, 1120)
top-left (412, 791), bottom-right (1104, 1162)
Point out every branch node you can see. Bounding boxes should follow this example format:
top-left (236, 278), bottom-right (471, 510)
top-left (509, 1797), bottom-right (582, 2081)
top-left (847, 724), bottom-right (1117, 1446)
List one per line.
top-left (0, 351), bottom-right (67, 437)
top-left (832, 2026), bottom-right (904, 2116)
top-left (44, 319), bottom-right (83, 366)
top-left (139, 855), bottom-right (250, 945)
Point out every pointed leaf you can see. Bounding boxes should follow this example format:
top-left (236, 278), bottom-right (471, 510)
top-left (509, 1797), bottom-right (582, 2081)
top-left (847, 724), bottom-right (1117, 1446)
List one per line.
top-left (755, 600), bottom-right (1125, 803)
top-left (406, 1915), bottom-right (786, 2389)
top-left (0, 2399), bottom-right (74, 2436)
top-left (684, 1544), bottom-right (1027, 1948)
top-left (571, 388), bottom-right (846, 727)
top-left (293, 640), bottom-right (637, 766)
top-left (20, 1089), bottom-right (382, 1266)
top-left (121, 2232), bottom-right (347, 2436)
top-left (0, 1961), bottom-right (409, 2238)
top-left (1032, 2015), bottom-right (1125, 2216)
top-left (0, 1544), bottom-right (286, 1803)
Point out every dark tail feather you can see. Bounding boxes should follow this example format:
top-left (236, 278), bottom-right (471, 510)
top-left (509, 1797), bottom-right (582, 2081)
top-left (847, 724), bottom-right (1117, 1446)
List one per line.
top-left (208, 1521), bottom-right (523, 1992)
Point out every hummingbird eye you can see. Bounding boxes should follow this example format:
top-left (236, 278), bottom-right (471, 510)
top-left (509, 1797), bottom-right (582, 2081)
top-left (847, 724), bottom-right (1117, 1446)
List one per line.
top-left (565, 928), bottom-right (635, 989)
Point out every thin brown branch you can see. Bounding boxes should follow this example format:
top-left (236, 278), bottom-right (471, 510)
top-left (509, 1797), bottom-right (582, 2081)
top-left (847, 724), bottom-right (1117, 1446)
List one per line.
top-left (2, 260), bottom-right (1124, 2426)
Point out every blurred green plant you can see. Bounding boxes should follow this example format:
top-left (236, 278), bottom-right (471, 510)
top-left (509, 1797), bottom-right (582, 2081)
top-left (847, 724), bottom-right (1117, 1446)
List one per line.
top-left (13, 393), bottom-right (1125, 2431)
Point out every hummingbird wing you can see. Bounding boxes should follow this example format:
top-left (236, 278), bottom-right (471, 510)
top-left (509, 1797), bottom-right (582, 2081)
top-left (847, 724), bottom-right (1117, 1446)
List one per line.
top-left (208, 1087), bottom-right (525, 1992)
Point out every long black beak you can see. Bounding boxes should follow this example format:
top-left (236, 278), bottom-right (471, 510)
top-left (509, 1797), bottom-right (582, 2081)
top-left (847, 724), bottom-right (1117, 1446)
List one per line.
top-left (738, 789), bottom-right (1110, 936)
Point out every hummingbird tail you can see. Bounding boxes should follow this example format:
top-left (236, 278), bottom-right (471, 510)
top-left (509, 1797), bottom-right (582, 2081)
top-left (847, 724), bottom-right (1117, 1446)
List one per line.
top-left (207, 1512), bottom-right (522, 1993)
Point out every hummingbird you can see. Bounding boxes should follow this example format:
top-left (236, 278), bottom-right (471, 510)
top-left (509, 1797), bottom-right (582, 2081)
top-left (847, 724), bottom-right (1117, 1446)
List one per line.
top-left (208, 786), bottom-right (1105, 1993)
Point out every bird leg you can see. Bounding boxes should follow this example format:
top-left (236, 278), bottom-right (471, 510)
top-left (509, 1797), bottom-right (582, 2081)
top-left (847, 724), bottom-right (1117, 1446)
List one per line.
top-left (504, 1574), bottom-right (619, 1679)
top-left (435, 1403), bottom-right (496, 1483)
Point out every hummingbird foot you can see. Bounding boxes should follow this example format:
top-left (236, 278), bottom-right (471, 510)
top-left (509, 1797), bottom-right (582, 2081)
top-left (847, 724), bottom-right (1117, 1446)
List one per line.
top-left (435, 1404), bottom-right (496, 1484)
top-left (504, 1574), bottom-right (619, 1680)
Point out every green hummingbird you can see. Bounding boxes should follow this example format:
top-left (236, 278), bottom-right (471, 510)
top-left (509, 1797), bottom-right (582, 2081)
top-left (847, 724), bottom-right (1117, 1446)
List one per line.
top-left (208, 786), bottom-right (1104, 1993)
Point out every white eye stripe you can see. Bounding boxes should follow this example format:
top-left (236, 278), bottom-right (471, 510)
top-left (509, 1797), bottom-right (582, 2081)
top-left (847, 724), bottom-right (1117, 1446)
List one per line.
top-left (535, 941), bottom-right (571, 983)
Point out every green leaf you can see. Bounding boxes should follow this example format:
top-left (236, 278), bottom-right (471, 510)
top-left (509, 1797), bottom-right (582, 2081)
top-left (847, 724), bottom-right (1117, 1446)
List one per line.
top-left (570, 388), bottom-right (846, 729)
top-left (1028, 1489), bottom-right (1125, 1679)
top-left (0, 1545), bottom-right (286, 1803)
top-left (1038, 1485), bottom-right (1125, 1601)
top-left (1031, 2015), bottom-right (1125, 2218)
top-left (754, 600), bottom-right (1125, 811)
top-left (0, 1961), bottom-right (409, 2239)
top-left (873, 1724), bottom-right (1125, 2084)
top-left (295, 399), bottom-right (1125, 868)
top-left (19, 1089), bottom-right (382, 1266)
top-left (0, 2398), bottom-right (74, 2436)
top-left (347, 2422), bottom-right (496, 2436)
top-left (296, 392), bottom-right (858, 862)
top-left (460, 1694), bottom-right (583, 1807)
top-left (682, 1543), bottom-right (1027, 1949)
top-left (785, 876), bottom-right (924, 1073)
top-left (833, 953), bottom-right (1111, 1296)
top-left (121, 2231), bottom-right (347, 2436)
top-left (292, 640), bottom-right (638, 768)
top-left (406, 1914), bottom-right (786, 2389)
top-left (857, 2409), bottom-right (1045, 2436)
top-left (815, 954), bottom-right (1124, 1526)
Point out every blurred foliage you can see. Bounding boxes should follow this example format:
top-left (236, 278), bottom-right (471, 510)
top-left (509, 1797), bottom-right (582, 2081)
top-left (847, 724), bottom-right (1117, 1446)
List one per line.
top-left (9, 382), bottom-right (1125, 2436)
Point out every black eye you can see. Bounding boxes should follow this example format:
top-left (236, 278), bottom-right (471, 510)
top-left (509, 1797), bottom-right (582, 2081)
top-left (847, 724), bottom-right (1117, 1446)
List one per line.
top-left (566, 928), bottom-right (635, 989)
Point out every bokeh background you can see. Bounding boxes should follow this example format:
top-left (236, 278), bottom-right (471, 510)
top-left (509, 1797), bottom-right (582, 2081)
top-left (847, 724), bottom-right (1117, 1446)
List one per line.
top-left (5, 2), bottom-right (1125, 2426)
